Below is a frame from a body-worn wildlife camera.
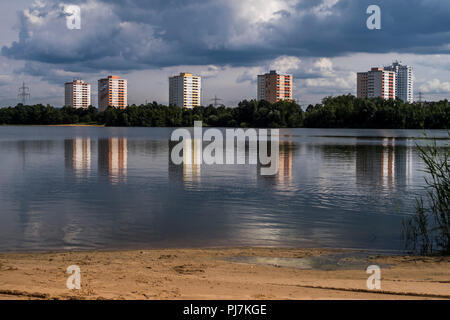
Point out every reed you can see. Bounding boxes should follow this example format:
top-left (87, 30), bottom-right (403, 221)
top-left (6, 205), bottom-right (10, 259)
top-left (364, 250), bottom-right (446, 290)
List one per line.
top-left (403, 132), bottom-right (450, 255)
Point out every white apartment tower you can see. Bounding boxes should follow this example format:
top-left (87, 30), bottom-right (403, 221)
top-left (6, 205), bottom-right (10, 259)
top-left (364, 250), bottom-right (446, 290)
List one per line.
top-left (65, 80), bottom-right (91, 109)
top-left (169, 73), bottom-right (202, 109)
top-left (98, 76), bottom-right (128, 112)
top-left (384, 62), bottom-right (414, 103)
top-left (357, 68), bottom-right (396, 100)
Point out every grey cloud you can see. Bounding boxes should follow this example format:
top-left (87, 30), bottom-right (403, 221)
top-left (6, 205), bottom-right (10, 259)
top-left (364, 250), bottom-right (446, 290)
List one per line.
top-left (0, 76), bottom-right (10, 86)
top-left (2, 0), bottom-right (450, 73)
top-left (0, 0), bottom-right (448, 100)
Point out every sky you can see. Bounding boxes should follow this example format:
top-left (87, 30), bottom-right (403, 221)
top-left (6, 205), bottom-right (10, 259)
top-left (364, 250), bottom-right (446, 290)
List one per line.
top-left (0, 0), bottom-right (449, 107)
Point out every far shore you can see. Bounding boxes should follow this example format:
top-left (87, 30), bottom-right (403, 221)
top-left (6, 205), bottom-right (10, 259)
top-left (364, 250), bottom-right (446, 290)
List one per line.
top-left (1, 124), bottom-right (449, 131)
top-left (0, 124), bottom-right (105, 127)
top-left (46, 124), bottom-right (105, 127)
top-left (0, 247), bottom-right (448, 300)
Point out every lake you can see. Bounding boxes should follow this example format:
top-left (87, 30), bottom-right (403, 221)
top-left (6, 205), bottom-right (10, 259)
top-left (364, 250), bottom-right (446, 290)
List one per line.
top-left (0, 126), bottom-right (448, 253)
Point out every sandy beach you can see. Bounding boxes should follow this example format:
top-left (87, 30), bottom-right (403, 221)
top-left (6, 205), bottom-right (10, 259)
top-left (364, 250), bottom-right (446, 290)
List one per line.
top-left (0, 248), bottom-right (449, 300)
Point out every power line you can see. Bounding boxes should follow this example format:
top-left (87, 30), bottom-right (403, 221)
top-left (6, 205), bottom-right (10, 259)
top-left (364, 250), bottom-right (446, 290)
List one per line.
top-left (18, 82), bottom-right (30, 105)
top-left (210, 95), bottom-right (223, 107)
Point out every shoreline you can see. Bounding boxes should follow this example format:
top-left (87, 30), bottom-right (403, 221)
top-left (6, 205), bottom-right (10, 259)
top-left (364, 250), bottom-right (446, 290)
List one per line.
top-left (0, 247), bottom-right (448, 300)
top-left (1, 124), bottom-right (449, 131)
top-left (0, 124), bottom-right (105, 127)
top-left (47, 124), bottom-right (105, 127)
top-left (0, 244), bottom-right (408, 255)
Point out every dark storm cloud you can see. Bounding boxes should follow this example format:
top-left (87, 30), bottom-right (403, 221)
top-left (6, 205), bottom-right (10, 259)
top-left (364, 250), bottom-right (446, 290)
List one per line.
top-left (1, 0), bottom-right (449, 73)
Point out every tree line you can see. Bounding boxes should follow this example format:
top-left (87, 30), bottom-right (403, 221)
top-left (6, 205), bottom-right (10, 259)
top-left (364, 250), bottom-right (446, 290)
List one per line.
top-left (0, 95), bottom-right (449, 129)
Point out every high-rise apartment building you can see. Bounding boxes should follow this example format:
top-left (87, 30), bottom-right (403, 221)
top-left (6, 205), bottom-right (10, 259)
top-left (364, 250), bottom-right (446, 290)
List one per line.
top-left (257, 70), bottom-right (293, 104)
top-left (384, 62), bottom-right (414, 103)
top-left (98, 76), bottom-right (128, 112)
top-left (169, 73), bottom-right (202, 109)
top-left (357, 68), bottom-right (396, 100)
top-left (64, 80), bottom-right (91, 109)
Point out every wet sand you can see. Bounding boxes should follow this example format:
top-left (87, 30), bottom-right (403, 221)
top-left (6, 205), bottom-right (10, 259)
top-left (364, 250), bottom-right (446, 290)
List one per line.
top-left (1, 124), bottom-right (104, 127)
top-left (0, 248), bottom-right (449, 300)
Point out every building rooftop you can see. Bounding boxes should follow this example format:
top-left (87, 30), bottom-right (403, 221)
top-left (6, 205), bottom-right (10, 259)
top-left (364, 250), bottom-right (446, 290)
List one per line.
top-left (65, 80), bottom-right (89, 85)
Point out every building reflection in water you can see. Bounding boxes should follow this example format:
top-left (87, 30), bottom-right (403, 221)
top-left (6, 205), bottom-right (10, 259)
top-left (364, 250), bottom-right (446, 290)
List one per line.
top-left (98, 138), bottom-right (128, 184)
top-left (257, 141), bottom-right (295, 191)
top-left (395, 140), bottom-right (414, 188)
top-left (356, 138), bottom-right (414, 190)
top-left (168, 138), bottom-right (294, 188)
top-left (64, 138), bottom-right (91, 177)
top-left (168, 139), bottom-right (202, 186)
top-left (381, 138), bottom-right (395, 187)
top-left (277, 141), bottom-right (293, 184)
top-left (183, 139), bottom-right (201, 183)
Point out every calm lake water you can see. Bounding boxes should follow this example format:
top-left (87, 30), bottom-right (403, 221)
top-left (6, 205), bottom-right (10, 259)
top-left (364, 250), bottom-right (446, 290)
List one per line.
top-left (0, 126), bottom-right (448, 253)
